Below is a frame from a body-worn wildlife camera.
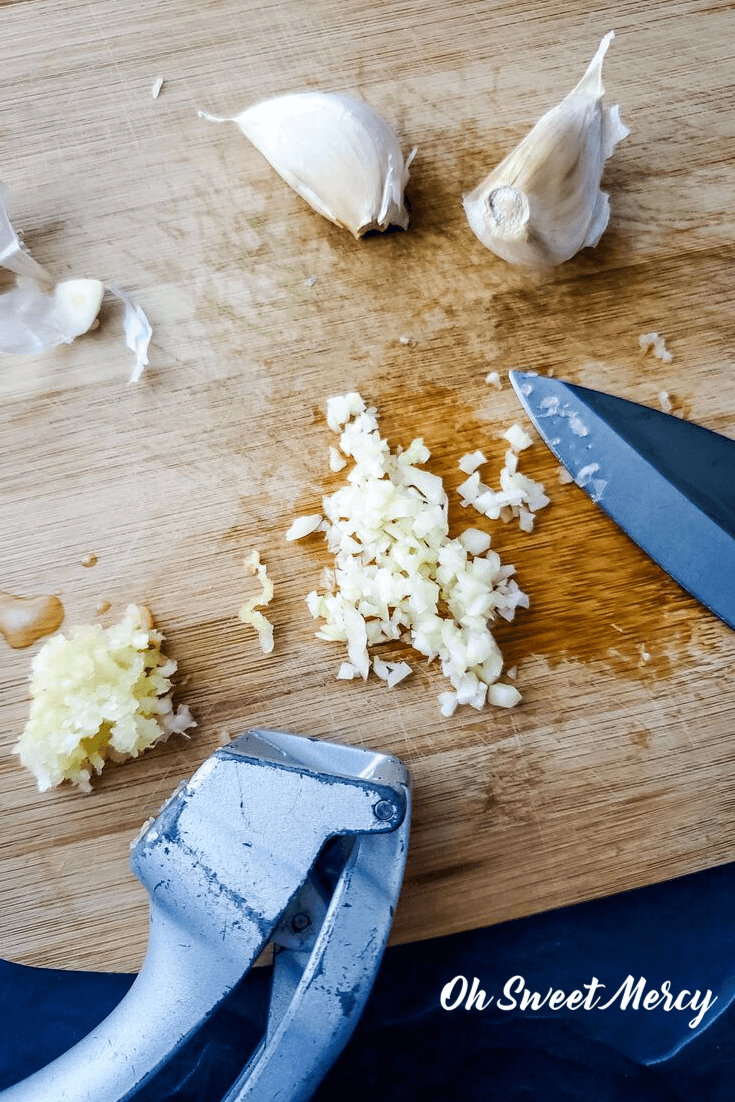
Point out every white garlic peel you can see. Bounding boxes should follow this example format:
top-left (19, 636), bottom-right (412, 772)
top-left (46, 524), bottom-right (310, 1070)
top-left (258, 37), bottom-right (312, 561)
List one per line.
top-left (200, 93), bottom-right (415, 239)
top-left (107, 283), bottom-right (153, 384)
top-left (463, 32), bottom-right (630, 268)
top-left (0, 277), bottom-right (104, 356)
top-left (0, 183), bottom-right (104, 355)
top-left (0, 184), bottom-right (54, 286)
top-left (0, 182), bottom-right (152, 378)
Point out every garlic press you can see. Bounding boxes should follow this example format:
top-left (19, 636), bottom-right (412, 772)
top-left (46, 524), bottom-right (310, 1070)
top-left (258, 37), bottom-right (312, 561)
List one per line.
top-left (2, 728), bottom-right (411, 1101)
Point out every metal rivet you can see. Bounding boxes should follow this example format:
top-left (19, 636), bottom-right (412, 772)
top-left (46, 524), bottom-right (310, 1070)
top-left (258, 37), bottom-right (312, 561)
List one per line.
top-left (291, 912), bottom-right (311, 933)
top-left (373, 799), bottom-right (397, 821)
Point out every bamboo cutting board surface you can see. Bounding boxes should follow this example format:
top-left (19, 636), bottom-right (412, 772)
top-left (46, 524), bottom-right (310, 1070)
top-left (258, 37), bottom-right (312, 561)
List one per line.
top-left (1, 0), bottom-right (735, 973)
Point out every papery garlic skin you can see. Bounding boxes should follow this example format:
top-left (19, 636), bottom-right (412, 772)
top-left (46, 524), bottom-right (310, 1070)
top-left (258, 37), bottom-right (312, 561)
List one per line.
top-left (463, 32), bottom-right (629, 268)
top-left (0, 278), bottom-right (104, 356)
top-left (107, 283), bottom-right (152, 383)
top-left (0, 182), bottom-right (53, 287)
top-left (0, 184), bottom-right (104, 354)
top-left (201, 92), bottom-right (414, 238)
top-left (0, 183), bottom-right (150, 376)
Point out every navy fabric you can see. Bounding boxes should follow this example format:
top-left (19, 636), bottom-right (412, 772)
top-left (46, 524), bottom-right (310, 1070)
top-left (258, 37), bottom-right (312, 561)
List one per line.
top-left (2, 861), bottom-right (735, 1100)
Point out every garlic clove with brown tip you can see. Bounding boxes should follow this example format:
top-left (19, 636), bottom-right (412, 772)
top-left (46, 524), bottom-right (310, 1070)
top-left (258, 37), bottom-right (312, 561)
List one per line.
top-left (463, 31), bottom-right (629, 268)
top-left (200, 92), bottom-right (415, 239)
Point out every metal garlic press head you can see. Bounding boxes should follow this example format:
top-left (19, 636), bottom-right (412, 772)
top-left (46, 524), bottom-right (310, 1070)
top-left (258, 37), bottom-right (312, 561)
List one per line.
top-left (3, 728), bottom-right (411, 1102)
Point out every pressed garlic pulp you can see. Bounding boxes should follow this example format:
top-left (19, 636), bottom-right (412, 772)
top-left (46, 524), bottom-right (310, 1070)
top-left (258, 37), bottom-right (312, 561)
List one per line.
top-left (14, 604), bottom-right (195, 793)
top-left (288, 392), bottom-right (527, 716)
top-left (200, 92), bottom-right (415, 238)
top-left (239, 550), bottom-right (275, 654)
top-left (463, 32), bottom-right (629, 267)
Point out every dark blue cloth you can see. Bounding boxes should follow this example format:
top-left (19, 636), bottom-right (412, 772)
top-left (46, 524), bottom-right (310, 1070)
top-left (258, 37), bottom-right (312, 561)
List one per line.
top-left (2, 861), bottom-right (735, 1100)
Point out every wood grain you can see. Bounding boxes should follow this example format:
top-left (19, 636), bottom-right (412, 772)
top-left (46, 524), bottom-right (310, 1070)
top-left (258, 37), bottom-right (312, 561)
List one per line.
top-left (1, 0), bottom-right (734, 972)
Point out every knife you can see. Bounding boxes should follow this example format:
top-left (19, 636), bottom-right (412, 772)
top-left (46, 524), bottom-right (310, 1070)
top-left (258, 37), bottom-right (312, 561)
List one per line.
top-left (508, 371), bottom-right (735, 632)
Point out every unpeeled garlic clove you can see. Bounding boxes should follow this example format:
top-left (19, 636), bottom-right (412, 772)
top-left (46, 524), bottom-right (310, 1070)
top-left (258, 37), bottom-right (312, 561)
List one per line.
top-left (200, 92), bottom-right (415, 239)
top-left (463, 31), bottom-right (629, 268)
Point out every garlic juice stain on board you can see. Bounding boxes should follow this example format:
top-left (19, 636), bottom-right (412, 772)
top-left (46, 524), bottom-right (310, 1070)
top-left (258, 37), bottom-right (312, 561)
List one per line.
top-left (0, 591), bottom-right (64, 649)
top-left (495, 470), bottom-right (706, 680)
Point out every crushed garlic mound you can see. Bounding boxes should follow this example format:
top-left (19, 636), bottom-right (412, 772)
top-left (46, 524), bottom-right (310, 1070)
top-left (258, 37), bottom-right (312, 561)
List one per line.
top-left (239, 550), bottom-right (275, 653)
top-left (14, 605), bottom-right (195, 793)
top-left (291, 392), bottom-right (526, 715)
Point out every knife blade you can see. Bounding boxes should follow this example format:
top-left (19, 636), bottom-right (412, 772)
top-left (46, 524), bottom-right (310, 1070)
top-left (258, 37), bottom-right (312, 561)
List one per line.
top-left (508, 371), bottom-right (735, 631)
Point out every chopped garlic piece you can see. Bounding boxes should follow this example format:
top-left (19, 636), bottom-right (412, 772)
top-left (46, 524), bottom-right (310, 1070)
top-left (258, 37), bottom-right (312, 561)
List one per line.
top-left (462, 428), bottom-right (550, 533)
top-left (487, 682), bottom-right (522, 708)
top-left (639, 331), bottom-right (673, 363)
top-left (485, 371), bottom-right (502, 390)
top-left (503, 423), bottom-right (534, 451)
top-left (575, 462), bottom-right (600, 487)
top-left (438, 691), bottom-right (458, 717)
top-left (459, 450), bottom-right (487, 475)
top-left (518, 507), bottom-right (535, 533)
top-left (373, 657), bottom-right (412, 687)
top-left (329, 446), bottom-right (347, 472)
top-left (457, 471), bottom-right (482, 503)
top-left (459, 528), bottom-right (492, 555)
top-left (13, 604), bottom-right (194, 793)
top-left (239, 550), bottom-right (275, 653)
top-left (285, 514), bottom-right (323, 541)
top-left (152, 76), bottom-right (164, 99)
top-left (326, 391), bottom-right (366, 432)
top-left (300, 394), bottom-right (528, 713)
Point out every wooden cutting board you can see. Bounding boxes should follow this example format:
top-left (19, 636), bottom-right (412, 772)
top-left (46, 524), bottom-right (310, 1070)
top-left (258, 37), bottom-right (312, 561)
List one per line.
top-left (1, 0), bottom-right (734, 973)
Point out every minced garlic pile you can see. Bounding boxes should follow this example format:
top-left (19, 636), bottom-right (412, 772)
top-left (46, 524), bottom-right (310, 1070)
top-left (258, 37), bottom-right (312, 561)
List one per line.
top-left (290, 392), bottom-right (529, 716)
top-left (14, 604), bottom-right (194, 793)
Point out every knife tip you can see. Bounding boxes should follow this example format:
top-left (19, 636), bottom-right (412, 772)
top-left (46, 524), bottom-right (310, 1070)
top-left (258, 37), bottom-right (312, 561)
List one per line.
top-left (508, 369), bottom-right (537, 401)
